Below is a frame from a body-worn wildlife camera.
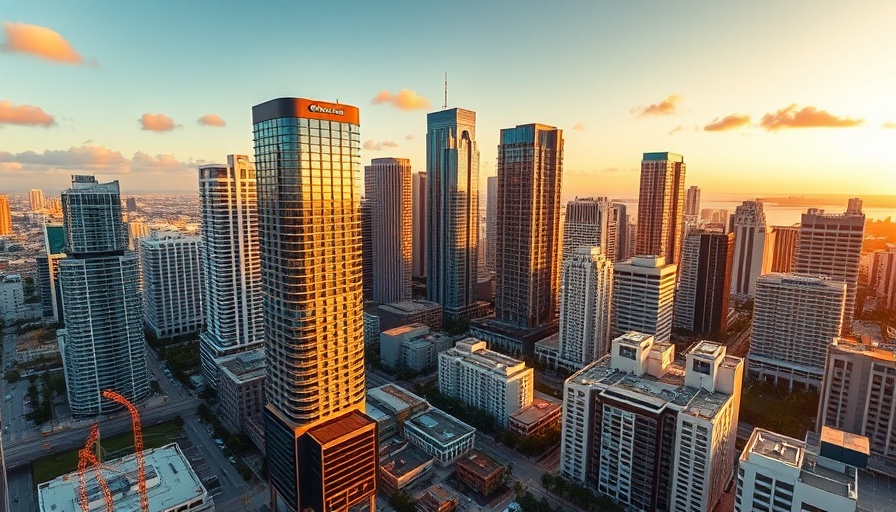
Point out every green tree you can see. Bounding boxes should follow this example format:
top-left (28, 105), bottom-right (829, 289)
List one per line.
top-left (388, 490), bottom-right (416, 512)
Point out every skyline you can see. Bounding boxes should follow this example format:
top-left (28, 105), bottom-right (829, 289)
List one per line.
top-left (2, 1), bottom-right (895, 197)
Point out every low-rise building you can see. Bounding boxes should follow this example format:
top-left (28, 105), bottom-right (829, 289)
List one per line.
top-left (0, 274), bottom-right (28, 322)
top-left (37, 443), bottom-right (214, 512)
top-left (368, 299), bottom-right (443, 332)
top-left (403, 408), bottom-right (476, 467)
top-left (455, 450), bottom-right (505, 496)
top-left (438, 338), bottom-right (534, 426)
top-left (366, 384), bottom-right (430, 441)
top-left (734, 427), bottom-right (867, 512)
top-left (216, 348), bottom-right (265, 435)
top-left (415, 484), bottom-right (459, 512)
top-left (508, 398), bottom-right (562, 437)
top-left (379, 437), bottom-right (435, 496)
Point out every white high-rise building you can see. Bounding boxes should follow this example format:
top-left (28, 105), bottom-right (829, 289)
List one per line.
top-left (438, 338), bottom-right (534, 426)
top-left (560, 333), bottom-right (743, 512)
top-left (793, 202), bottom-right (865, 334)
top-left (58, 176), bottom-right (148, 417)
top-left (558, 247), bottom-right (613, 369)
top-left (140, 231), bottom-right (203, 340)
top-left (748, 273), bottom-right (846, 387)
top-left (198, 155), bottom-right (265, 389)
top-left (29, 188), bottom-right (45, 212)
top-left (611, 255), bottom-right (677, 342)
top-left (735, 427), bottom-right (865, 512)
top-left (365, 157), bottom-right (413, 304)
top-left (0, 275), bottom-right (27, 322)
top-left (730, 201), bottom-right (772, 297)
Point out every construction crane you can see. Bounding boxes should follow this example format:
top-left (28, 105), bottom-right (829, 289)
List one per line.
top-left (77, 423), bottom-right (113, 512)
top-left (102, 389), bottom-right (149, 512)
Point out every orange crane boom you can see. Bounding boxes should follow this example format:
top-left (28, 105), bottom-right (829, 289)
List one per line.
top-left (77, 423), bottom-right (113, 512)
top-left (102, 390), bottom-right (149, 512)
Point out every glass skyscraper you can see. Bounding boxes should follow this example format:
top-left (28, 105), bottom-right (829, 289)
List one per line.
top-left (425, 108), bottom-right (481, 320)
top-left (58, 176), bottom-right (149, 416)
top-left (252, 98), bottom-right (377, 512)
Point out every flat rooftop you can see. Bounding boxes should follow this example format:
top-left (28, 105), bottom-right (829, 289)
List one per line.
top-left (830, 337), bottom-right (896, 363)
top-left (37, 443), bottom-right (209, 512)
top-left (380, 440), bottom-right (434, 479)
top-left (216, 348), bottom-right (266, 383)
top-left (306, 409), bottom-right (376, 446)
top-left (382, 323), bottom-right (429, 337)
top-left (404, 408), bottom-right (475, 447)
top-left (509, 398), bottom-right (561, 426)
top-left (744, 428), bottom-right (804, 468)
top-left (534, 332), bottom-right (559, 351)
top-left (367, 384), bottom-right (428, 415)
top-left (378, 300), bottom-right (442, 315)
top-left (456, 450), bottom-right (504, 479)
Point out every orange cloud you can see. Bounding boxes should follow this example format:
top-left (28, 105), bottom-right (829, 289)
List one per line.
top-left (883, 122), bottom-right (896, 129)
top-left (668, 125), bottom-right (686, 136)
top-left (632, 95), bottom-right (682, 117)
top-left (363, 140), bottom-right (399, 151)
top-left (1, 22), bottom-right (90, 65)
top-left (0, 100), bottom-right (55, 126)
top-left (197, 114), bottom-right (226, 127)
top-left (704, 114), bottom-right (751, 132)
top-left (371, 89), bottom-right (431, 110)
top-left (760, 104), bottom-right (863, 131)
top-left (573, 123), bottom-right (586, 132)
top-left (138, 113), bottom-right (180, 132)
top-left (131, 152), bottom-right (193, 173)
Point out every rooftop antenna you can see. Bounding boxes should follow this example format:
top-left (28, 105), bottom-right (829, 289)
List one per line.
top-left (443, 72), bottom-right (448, 110)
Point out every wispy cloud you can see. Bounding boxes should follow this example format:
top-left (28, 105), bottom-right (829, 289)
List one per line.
top-left (0, 100), bottom-right (55, 126)
top-left (405, 134), bottom-right (415, 140)
top-left (138, 113), bottom-right (180, 132)
top-left (668, 125), bottom-right (686, 136)
top-left (883, 122), bottom-right (896, 129)
top-left (1, 22), bottom-right (94, 65)
top-left (197, 113), bottom-right (226, 127)
top-left (573, 123), bottom-right (586, 132)
top-left (632, 95), bottom-right (682, 117)
top-left (371, 89), bottom-right (431, 111)
top-left (0, 145), bottom-right (193, 174)
top-left (704, 114), bottom-right (751, 132)
top-left (760, 104), bottom-right (862, 131)
top-left (363, 140), bottom-right (399, 151)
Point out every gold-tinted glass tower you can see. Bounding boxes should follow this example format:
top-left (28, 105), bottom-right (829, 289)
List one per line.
top-left (253, 98), bottom-right (377, 512)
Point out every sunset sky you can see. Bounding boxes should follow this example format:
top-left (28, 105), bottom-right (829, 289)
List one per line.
top-left (2, 1), bottom-right (894, 198)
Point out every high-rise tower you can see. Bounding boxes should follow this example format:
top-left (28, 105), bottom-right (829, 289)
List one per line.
top-left (364, 157), bottom-right (412, 303)
top-left (685, 185), bottom-right (701, 217)
top-left (494, 123), bottom-right (563, 329)
top-left (411, 172), bottom-right (427, 279)
top-left (57, 176), bottom-right (149, 416)
top-left (198, 155), bottom-right (265, 389)
top-left (486, 176), bottom-right (498, 273)
top-left (730, 201), bottom-right (772, 297)
top-left (558, 247), bottom-right (613, 369)
top-left (793, 202), bottom-right (865, 334)
top-left (636, 152), bottom-right (686, 265)
top-left (673, 230), bottom-right (734, 338)
top-left (29, 188), bottom-right (45, 212)
top-left (0, 195), bottom-right (11, 235)
top-left (426, 108), bottom-right (481, 320)
top-left (563, 197), bottom-right (625, 264)
top-left (253, 98), bottom-right (377, 512)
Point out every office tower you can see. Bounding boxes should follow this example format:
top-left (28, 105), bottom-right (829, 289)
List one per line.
top-left (563, 197), bottom-right (607, 259)
top-left (127, 221), bottom-right (150, 251)
top-left (412, 172), bottom-right (427, 279)
top-left (817, 337), bottom-right (896, 459)
top-left (730, 201), bottom-right (772, 297)
top-left (198, 155), bottom-right (265, 389)
top-left (486, 176), bottom-right (498, 273)
top-left (869, 244), bottom-right (896, 311)
top-left (140, 231), bottom-right (203, 339)
top-left (558, 247), bottom-right (613, 369)
top-left (560, 334), bottom-right (742, 512)
top-left (747, 273), bottom-right (846, 387)
top-left (612, 256), bottom-right (677, 342)
top-left (252, 98), bottom-right (376, 512)
top-left (610, 203), bottom-right (627, 262)
top-left (364, 157), bottom-right (412, 303)
top-left (768, 224), bottom-right (799, 273)
top-left (735, 427), bottom-right (866, 512)
top-left (426, 108), bottom-right (481, 320)
top-left (29, 188), bottom-right (45, 212)
top-left (126, 196), bottom-right (138, 213)
top-left (0, 195), bottom-right (10, 235)
top-left (494, 123), bottom-right (563, 329)
top-left (438, 338), bottom-right (534, 426)
top-left (685, 185), bottom-right (700, 216)
top-left (36, 223), bottom-right (66, 322)
top-left (636, 152), bottom-right (686, 264)
top-left (57, 176), bottom-right (148, 416)
top-left (360, 198), bottom-right (374, 300)
top-left (624, 215), bottom-right (637, 261)
top-left (674, 230), bottom-right (734, 338)
top-left (793, 202), bottom-right (865, 334)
